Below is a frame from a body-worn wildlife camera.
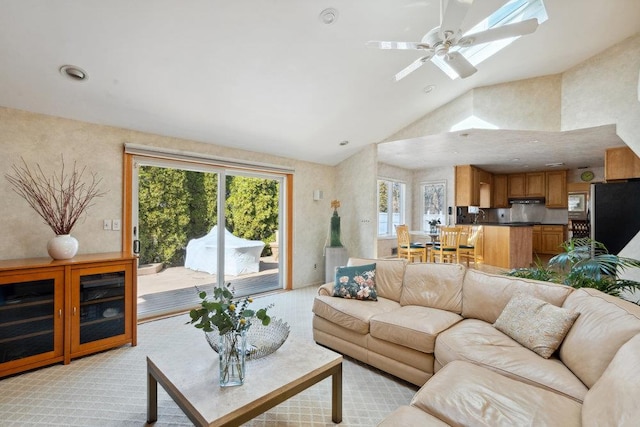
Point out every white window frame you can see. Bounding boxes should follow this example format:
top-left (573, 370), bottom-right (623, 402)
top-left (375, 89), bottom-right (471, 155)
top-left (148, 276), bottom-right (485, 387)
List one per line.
top-left (421, 181), bottom-right (447, 231)
top-left (377, 178), bottom-right (406, 237)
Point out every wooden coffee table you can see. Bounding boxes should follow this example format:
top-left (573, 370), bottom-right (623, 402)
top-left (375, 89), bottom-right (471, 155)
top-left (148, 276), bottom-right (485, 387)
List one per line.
top-left (147, 335), bottom-right (343, 426)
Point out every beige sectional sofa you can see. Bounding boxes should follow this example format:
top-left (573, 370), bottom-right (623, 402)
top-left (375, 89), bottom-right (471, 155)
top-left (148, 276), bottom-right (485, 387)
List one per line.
top-left (312, 257), bottom-right (640, 426)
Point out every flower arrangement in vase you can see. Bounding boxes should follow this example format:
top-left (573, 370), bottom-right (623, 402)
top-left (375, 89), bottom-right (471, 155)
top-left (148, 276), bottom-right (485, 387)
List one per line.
top-left (188, 283), bottom-right (272, 387)
top-left (428, 218), bottom-right (441, 234)
top-left (5, 156), bottom-right (105, 259)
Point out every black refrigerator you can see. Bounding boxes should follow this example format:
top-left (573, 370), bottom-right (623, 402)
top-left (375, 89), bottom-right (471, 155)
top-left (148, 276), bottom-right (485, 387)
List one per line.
top-left (590, 181), bottom-right (640, 254)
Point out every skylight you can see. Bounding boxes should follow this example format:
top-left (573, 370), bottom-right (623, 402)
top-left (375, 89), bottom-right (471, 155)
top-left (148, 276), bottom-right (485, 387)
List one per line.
top-left (433, 0), bottom-right (548, 79)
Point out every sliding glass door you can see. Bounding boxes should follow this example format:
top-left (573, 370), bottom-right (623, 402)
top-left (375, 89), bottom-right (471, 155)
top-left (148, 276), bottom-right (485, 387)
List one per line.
top-left (130, 157), bottom-right (284, 319)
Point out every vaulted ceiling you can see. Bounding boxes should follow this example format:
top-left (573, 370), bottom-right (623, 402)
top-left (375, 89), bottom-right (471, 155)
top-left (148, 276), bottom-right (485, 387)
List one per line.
top-left (0, 1), bottom-right (639, 166)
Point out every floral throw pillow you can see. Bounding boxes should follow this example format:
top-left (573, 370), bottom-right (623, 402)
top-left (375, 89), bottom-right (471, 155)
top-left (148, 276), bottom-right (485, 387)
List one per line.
top-left (333, 263), bottom-right (377, 301)
top-left (493, 293), bottom-right (579, 358)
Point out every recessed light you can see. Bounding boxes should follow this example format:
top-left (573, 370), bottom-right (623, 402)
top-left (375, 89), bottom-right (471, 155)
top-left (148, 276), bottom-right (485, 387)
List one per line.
top-left (319, 8), bottom-right (339, 24)
top-left (59, 65), bottom-right (87, 81)
top-left (339, 140), bottom-right (349, 146)
top-left (512, 158), bottom-right (520, 162)
top-left (544, 162), bottom-right (565, 167)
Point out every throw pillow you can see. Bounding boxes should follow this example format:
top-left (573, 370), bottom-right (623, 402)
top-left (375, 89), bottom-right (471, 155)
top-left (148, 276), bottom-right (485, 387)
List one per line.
top-left (333, 263), bottom-right (377, 301)
top-left (493, 293), bottom-right (579, 358)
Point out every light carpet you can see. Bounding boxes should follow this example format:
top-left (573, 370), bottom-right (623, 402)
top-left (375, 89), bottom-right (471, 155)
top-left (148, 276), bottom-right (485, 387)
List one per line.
top-left (0, 285), bottom-right (418, 426)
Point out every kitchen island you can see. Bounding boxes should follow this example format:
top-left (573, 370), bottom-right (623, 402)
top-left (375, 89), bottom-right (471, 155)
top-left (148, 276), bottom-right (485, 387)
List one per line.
top-left (480, 224), bottom-right (533, 270)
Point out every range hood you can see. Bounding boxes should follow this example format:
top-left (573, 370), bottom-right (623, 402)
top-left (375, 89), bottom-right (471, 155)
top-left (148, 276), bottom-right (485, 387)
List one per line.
top-left (508, 197), bottom-right (545, 205)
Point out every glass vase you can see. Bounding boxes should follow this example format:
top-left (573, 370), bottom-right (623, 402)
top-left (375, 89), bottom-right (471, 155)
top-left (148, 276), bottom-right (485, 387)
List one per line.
top-left (218, 330), bottom-right (246, 387)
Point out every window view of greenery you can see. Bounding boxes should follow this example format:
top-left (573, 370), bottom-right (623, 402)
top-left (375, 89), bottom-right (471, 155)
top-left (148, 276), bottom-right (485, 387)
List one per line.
top-left (138, 166), bottom-right (279, 267)
top-left (378, 179), bottom-right (404, 236)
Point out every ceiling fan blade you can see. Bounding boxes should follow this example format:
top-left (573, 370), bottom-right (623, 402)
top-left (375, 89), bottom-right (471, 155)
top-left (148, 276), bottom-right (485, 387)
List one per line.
top-left (366, 40), bottom-right (422, 50)
top-left (395, 55), bottom-right (433, 81)
top-left (439, 0), bottom-right (473, 40)
top-left (443, 51), bottom-right (477, 78)
top-left (459, 18), bottom-right (539, 47)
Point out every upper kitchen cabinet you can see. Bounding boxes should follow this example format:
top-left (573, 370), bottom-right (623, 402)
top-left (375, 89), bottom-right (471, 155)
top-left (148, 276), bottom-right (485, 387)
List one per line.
top-left (546, 170), bottom-right (568, 208)
top-left (492, 175), bottom-right (509, 208)
top-left (605, 147), bottom-right (640, 181)
top-left (455, 165), bottom-right (480, 207)
top-left (507, 172), bottom-right (545, 198)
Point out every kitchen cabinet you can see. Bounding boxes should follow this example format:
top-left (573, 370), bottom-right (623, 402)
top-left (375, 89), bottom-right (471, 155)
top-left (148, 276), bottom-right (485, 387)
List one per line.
top-left (605, 146), bottom-right (640, 181)
top-left (0, 253), bottom-right (136, 378)
top-left (545, 170), bottom-right (568, 208)
top-left (455, 165), bottom-right (480, 207)
top-left (491, 175), bottom-right (509, 208)
top-left (455, 165), bottom-right (495, 207)
top-left (533, 225), bottom-right (566, 255)
top-left (508, 173), bottom-right (545, 198)
top-left (483, 225), bottom-right (533, 269)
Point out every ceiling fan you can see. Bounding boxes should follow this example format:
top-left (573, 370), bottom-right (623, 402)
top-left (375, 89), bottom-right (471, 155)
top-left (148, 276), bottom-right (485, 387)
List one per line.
top-left (368, 0), bottom-right (539, 81)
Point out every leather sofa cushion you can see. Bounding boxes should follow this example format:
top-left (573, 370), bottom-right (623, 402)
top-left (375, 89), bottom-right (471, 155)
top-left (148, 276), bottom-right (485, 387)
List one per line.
top-left (400, 263), bottom-right (464, 313)
top-left (371, 305), bottom-right (463, 353)
top-left (312, 295), bottom-right (400, 334)
top-left (377, 405), bottom-right (450, 426)
top-left (559, 288), bottom-right (640, 388)
top-left (435, 319), bottom-right (588, 402)
top-left (411, 360), bottom-right (582, 427)
top-left (462, 269), bottom-right (573, 323)
top-left (582, 333), bottom-right (640, 426)
top-left (347, 257), bottom-right (407, 302)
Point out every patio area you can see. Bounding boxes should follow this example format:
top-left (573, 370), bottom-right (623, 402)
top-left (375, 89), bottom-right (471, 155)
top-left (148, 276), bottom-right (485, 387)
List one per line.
top-left (137, 256), bottom-right (281, 320)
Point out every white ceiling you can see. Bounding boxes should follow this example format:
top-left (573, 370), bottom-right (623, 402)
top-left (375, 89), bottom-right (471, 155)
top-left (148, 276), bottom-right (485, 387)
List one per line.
top-left (378, 125), bottom-right (626, 173)
top-left (0, 1), bottom-right (639, 167)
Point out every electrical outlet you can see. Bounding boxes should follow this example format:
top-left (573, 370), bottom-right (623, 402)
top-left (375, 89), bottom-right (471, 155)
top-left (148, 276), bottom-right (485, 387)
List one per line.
top-left (103, 219), bottom-right (112, 230)
top-left (112, 219), bottom-right (121, 231)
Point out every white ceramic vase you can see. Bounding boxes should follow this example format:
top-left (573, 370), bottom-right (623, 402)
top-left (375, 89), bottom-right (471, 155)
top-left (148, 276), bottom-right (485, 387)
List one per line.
top-left (47, 234), bottom-right (79, 260)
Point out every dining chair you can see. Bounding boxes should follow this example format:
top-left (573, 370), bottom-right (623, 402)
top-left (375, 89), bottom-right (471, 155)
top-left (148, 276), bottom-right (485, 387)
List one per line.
top-left (430, 226), bottom-right (462, 264)
top-left (459, 225), bottom-right (483, 267)
top-left (396, 225), bottom-right (427, 263)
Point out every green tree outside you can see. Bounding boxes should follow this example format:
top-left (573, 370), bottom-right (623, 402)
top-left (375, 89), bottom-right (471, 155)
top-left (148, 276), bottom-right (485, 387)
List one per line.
top-left (138, 167), bottom-right (280, 266)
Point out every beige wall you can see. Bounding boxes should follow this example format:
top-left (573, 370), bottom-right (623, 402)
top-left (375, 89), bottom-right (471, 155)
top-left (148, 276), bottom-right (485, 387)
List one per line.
top-left (0, 107), bottom-right (334, 288)
top-left (335, 144), bottom-right (378, 259)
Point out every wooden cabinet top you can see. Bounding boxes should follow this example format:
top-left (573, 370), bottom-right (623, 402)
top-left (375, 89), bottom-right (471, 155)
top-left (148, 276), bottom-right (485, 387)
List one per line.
top-left (0, 252), bottom-right (137, 272)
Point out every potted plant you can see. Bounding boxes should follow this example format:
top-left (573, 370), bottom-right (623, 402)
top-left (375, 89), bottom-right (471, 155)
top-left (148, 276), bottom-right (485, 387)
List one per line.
top-left (187, 283), bottom-right (272, 386)
top-left (428, 218), bottom-right (441, 234)
top-left (5, 156), bottom-right (105, 259)
top-left (507, 238), bottom-right (640, 303)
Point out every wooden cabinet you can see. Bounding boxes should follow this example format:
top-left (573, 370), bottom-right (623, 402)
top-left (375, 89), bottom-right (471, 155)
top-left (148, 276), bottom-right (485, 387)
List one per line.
top-left (455, 165), bottom-right (480, 207)
top-left (533, 225), bottom-right (566, 255)
top-left (507, 173), bottom-right (526, 198)
top-left (0, 268), bottom-right (65, 377)
top-left (491, 175), bottom-right (509, 208)
top-left (508, 172), bottom-right (545, 198)
top-left (545, 170), bottom-right (568, 208)
top-left (605, 146), bottom-right (640, 181)
top-left (526, 172), bottom-right (546, 197)
top-left (0, 253), bottom-right (136, 378)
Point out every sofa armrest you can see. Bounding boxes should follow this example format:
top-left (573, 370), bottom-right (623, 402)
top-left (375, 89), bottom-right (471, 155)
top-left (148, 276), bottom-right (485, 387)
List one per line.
top-left (318, 282), bottom-right (335, 296)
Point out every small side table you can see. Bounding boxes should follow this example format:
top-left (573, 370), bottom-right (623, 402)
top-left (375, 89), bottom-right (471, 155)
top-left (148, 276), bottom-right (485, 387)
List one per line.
top-left (325, 246), bottom-right (348, 283)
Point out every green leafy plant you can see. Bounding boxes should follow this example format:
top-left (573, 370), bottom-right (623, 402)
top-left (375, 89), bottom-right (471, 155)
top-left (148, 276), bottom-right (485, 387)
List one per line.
top-left (506, 238), bottom-right (640, 303)
top-left (188, 283), bottom-right (271, 334)
top-left (428, 218), bottom-right (441, 227)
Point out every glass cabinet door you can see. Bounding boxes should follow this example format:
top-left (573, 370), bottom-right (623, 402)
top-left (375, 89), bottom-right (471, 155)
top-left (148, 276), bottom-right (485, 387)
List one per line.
top-left (78, 270), bottom-right (126, 344)
top-left (0, 271), bottom-right (64, 364)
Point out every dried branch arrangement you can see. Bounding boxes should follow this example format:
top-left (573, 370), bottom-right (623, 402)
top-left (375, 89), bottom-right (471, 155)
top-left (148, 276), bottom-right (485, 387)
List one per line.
top-left (5, 156), bottom-right (106, 235)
